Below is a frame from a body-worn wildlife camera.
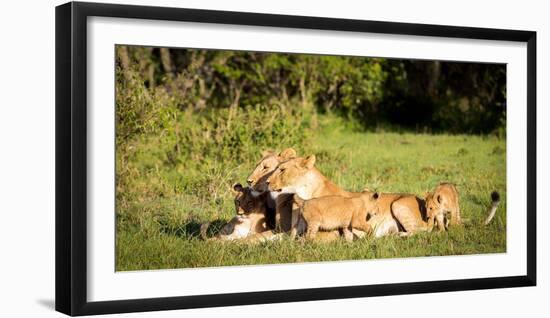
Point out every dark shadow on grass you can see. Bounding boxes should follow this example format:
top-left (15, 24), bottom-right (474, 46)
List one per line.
top-left (159, 219), bottom-right (228, 239)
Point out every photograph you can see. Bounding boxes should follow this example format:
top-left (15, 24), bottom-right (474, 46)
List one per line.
top-left (115, 45), bottom-right (507, 271)
top-left (1, 0), bottom-right (544, 316)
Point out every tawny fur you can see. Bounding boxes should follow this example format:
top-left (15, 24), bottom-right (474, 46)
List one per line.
top-left (246, 149), bottom-right (341, 242)
top-left (246, 148), bottom-right (296, 232)
top-left (294, 191), bottom-right (378, 242)
top-left (423, 184), bottom-right (500, 230)
top-left (267, 155), bottom-right (425, 238)
top-left (200, 184), bottom-right (269, 241)
top-left (352, 191), bottom-right (429, 237)
top-left (425, 183), bottom-right (461, 231)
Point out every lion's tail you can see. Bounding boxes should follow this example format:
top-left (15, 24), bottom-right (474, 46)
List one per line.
top-left (483, 191), bottom-right (501, 225)
top-left (200, 222), bottom-right (211, 240)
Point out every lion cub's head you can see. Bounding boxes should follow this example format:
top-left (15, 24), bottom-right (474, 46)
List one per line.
top-left (267, 155), bottom-right (316, 193)
top-left (424, 192), bottom-right (442, 220)
top-left (357, 189), bottom-right (381, 218)
top-left (246, 148), bottom-right (297, 192)
top-left (424, 183), bottom-right (460, 230)
top-left (232, 183), bottom-right (268, 221)
top-left (424, 190), bottom-right (450, 230)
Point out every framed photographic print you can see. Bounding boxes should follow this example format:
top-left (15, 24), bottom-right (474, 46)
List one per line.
top-left (55, 1), bottom-right (536, 316)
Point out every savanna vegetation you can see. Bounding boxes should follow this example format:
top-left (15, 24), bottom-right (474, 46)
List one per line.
top-left (115, 45), bottom-right (506, 270)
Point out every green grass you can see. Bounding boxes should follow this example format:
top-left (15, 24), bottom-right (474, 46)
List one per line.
top-left (115, 115), bottom-right (506, 271)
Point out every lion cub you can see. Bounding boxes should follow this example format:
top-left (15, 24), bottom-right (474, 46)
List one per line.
top-left (293, 191), bottom-right (379, 242)
top-left (201, 183), bottom-right (269, 241)
top-left (425, 183), bottom-right (461, 231)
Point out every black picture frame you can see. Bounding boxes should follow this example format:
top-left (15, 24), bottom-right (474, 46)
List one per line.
top-left (55, 1), bottom-right (537, 316)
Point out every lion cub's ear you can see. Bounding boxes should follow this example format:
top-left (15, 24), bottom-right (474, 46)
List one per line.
top-left (278, 147), bottom-right (297, 160)
top-left (424, 191), bottom-right (431, 198)
top-left (232, 183), bottom-right (244, 194)
top-left (302, 154), bottom-right (316, 169)
top-left (436, 194), bottom-right (442, 203)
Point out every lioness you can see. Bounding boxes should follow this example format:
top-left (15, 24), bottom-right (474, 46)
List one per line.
top-left (201, 183), bottom-right (269, 241)
top-left (293, 191), bottom-right (378, 242)
top-left (246, 149), bottom-right (341, 241)
top-left (267, 155), bottom-right (423, 238)
top-left (267, 154), bottom-right (348, 199)
top-left (246, 148), bottom-right (297, 232)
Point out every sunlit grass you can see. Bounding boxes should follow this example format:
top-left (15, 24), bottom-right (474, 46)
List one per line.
top-left (115, 114), bottom-right (506, 271)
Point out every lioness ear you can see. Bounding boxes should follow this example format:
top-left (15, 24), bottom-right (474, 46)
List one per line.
top-left (372, 192), bottom-right (379, 200)
top-left (232, 183), bottom-right (244, 193)
top-left (261, 150), bottom-right (275, 158)
top-left (279, 147), bottom-right (297, 160)
top-left (303, 154), bottom-right (316, 169)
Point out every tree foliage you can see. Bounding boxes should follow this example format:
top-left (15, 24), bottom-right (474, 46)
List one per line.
top-left (116, 46), bottom-right (506, 149)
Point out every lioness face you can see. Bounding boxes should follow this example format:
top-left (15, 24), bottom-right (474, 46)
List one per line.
top-left (232, 183), bottom-right (266, 221)
top-left (267, 155), bottom-right (316, 193)
top-left (247, 148), bottom-right (296, 192)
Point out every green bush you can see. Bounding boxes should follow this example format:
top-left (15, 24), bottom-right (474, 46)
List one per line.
top-left (115, 46), bottom-right (506, 137)
top-left (114, 45), bottom-right (507, 212)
